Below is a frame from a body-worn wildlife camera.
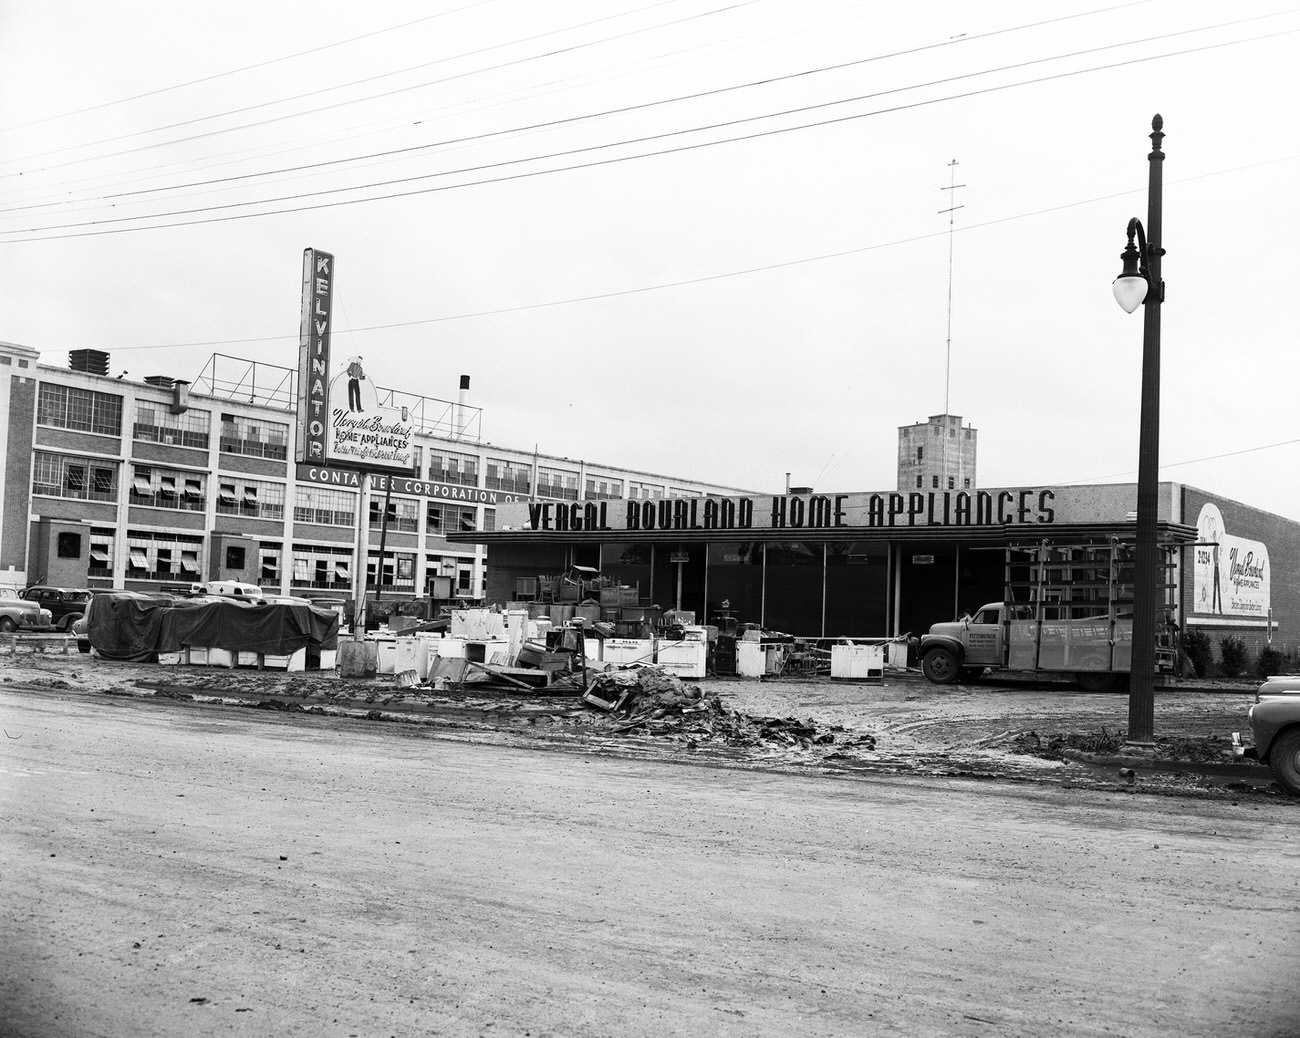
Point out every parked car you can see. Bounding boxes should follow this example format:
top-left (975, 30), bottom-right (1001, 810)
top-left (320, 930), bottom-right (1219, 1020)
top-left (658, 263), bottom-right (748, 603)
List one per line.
top-left (0, 586), bottom-right (54, 632)
top-left (1233, 675), bottom-right (1300, 796)
top-left (21, 585), bottom-right (93, 631)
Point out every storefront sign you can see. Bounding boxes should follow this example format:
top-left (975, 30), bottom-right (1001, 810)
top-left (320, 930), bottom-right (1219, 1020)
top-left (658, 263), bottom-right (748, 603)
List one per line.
top-left (1193, 502), bottom-right (1270, 618)
top-left (506, 488), bottom-right (1063, 534)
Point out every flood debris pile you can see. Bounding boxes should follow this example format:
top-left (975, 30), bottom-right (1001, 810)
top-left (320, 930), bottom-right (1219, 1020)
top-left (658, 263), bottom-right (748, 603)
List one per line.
top-left (1011, 727), bottom-right (1232, 763)
top-left (580, 666), bottom-right (877, 752)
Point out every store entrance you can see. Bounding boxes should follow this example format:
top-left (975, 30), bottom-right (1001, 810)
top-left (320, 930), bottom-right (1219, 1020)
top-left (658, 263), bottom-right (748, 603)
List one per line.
top-left (895, 542), bottom-right (1004, 638)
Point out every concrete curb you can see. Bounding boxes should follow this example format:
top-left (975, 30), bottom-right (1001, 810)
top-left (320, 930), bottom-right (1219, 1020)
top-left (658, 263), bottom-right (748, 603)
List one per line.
top-left (1059, 747), bottom-right (1273, 781)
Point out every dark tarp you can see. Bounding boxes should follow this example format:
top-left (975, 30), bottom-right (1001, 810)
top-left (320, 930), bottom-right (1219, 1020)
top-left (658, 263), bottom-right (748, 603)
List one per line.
top-left (87, 592), bottom-right (340, 662)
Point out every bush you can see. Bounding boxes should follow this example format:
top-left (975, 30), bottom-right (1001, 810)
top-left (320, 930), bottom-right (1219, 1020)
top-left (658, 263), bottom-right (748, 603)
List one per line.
top-left (1219, 635), bottom-right (1247, 678)
top-left (1183, 629), bottom-right (1212, 677)
top-left (1256, 645), bottom-right (1290, 679)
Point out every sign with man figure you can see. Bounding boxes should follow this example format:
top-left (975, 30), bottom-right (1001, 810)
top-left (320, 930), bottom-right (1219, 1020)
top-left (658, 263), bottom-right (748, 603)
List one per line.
top-left (295, 248), bottom-right (414, 474)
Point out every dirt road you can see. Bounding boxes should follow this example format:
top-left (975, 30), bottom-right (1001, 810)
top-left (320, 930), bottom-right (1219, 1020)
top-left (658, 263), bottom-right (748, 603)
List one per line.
top-left (2, 681), bottom-right (1297, 1038)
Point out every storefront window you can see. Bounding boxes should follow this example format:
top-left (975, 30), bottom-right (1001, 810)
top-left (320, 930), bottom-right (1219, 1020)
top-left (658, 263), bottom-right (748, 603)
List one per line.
top-left (763, 541), bottom-right (824, 637)
top-left (705, 542), bottom-right (762, 628)
top-left (598, 543), bottom-right (653, 606)
top-left (824, 541), bottom-right (888, 638)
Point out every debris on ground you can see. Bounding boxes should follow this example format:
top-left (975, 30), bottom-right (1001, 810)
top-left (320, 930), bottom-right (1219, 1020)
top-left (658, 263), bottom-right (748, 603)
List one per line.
top-left (580, 666), bottom-right (876, 751)
top-left (1010, 727), bottom-right (1233, 763)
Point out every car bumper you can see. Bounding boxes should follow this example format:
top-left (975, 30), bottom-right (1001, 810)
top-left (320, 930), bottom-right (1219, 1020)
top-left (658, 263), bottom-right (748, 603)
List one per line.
top-left (1231, 731), bottom-right (1258, 760)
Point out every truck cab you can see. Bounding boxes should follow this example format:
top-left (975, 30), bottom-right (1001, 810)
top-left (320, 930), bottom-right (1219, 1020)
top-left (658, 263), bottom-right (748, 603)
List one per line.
top-left (919, 602), bottom-right (1004, 684)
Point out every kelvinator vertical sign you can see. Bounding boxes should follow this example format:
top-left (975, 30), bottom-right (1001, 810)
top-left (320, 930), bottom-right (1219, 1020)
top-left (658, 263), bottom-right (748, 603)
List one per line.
top-left (295, 248), bottom-right (332, 465)
top-left (294, 247), bottom-right (414, 474)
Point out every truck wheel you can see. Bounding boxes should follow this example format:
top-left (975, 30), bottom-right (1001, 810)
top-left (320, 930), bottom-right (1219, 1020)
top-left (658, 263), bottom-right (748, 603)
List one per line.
top-left (922, 647), bottom-right (961, 684)
top-left (1075, 672), bottom-right (1117, 693)
top-left (1268, 727), bottom-right (1300, 797)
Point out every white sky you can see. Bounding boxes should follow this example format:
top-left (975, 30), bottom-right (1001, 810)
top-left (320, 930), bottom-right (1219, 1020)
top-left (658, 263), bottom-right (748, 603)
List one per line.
top-left (2, 1), bottom-right (1298, 517)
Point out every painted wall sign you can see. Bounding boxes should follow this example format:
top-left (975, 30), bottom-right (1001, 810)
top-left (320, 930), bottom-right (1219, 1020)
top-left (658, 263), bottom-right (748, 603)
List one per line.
top-left (296, 465), bottom-right (517, 505)
top-left (1193, 502), bottom-right (1270, 618)
top-left (295, 248), bottom-right (332, 465)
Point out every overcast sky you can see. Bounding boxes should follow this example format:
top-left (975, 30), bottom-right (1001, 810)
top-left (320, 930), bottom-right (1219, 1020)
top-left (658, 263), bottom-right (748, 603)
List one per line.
top-left (2, 1), bottom-right (1297, 518)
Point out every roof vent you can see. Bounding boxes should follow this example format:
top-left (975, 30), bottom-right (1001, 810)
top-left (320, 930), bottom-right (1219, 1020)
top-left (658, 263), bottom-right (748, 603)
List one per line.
top-left (144, 375), bottom-right (175, 388)
top-left (69, 349), bottom-right (109, 376)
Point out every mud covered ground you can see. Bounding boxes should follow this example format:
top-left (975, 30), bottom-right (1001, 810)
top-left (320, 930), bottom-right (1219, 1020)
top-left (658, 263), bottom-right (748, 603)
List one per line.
top-left (0, 646), bottom-right (1283, 800)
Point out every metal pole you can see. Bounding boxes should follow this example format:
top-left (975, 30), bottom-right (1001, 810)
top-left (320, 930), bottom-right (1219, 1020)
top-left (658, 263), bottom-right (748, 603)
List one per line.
top-left (1127, 114), bottom-right (1165, 746)
top-left (375, 476), bottom-right (393, 606)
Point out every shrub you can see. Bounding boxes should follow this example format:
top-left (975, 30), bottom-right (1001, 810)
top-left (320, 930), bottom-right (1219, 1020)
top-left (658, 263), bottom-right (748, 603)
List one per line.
top-left (1219, 635), bottom-right (1247, 678)
top-left (1256, 645), bottom-right (1290, 679)
top-left (1183, 629), bottom-right (1212, 677)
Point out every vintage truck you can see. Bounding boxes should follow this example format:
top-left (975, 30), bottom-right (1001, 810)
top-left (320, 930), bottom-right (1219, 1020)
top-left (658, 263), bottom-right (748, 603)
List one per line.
top-left (1233, 676), bottom-right (1300, 797)
top-left (918, 540), bottom-right (1178, 693)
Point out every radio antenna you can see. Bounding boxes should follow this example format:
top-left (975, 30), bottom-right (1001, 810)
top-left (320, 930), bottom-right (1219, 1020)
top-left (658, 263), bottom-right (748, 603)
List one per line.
top-left (939, 159), bottom-right (965, 415)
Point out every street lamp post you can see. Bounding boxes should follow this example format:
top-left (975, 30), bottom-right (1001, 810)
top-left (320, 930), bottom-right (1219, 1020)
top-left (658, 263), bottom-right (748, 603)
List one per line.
top-left (1112, 114), bottom-right (1165, 747)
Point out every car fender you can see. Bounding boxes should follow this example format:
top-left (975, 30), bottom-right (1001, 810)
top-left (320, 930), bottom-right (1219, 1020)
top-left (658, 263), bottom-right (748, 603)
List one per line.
top-left (1249, 700), bottom-right (1300, 763)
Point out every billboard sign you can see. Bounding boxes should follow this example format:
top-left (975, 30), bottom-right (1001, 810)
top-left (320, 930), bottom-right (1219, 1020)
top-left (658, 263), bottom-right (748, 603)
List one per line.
top-left (294, 248), bottom-right (415, 474)
top-left (1192, 502), bottom-right (1270, 619)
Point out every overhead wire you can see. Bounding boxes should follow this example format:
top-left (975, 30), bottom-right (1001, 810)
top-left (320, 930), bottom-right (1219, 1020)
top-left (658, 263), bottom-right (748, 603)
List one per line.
top-left (0, 0), bottom-right (759, 172)
top-left (0, 0), bottom-right (496, 134)
top-left (0, 0), bottom-right (1187, 216)
top-left (3, 21), bottom-right (1295, 241)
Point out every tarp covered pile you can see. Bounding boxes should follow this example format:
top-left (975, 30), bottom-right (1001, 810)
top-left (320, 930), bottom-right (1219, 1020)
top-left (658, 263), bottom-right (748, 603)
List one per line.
top-left (583, 666), bottom-right (877, 751)
top-left (87, 592), bottom-right (340, 662)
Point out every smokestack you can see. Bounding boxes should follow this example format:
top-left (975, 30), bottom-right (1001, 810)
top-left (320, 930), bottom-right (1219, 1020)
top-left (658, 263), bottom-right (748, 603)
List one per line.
top-left (456, 375), bottom-right (471, 439)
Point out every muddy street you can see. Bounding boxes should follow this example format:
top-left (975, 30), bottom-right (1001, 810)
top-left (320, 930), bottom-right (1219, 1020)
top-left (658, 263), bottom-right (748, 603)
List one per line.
top-left (2, 681), bottom-right (1297, 1038)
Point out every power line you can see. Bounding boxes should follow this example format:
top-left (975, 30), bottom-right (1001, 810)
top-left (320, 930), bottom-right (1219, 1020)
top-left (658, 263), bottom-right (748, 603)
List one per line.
top-left (0, 0), bottom-right (757, 172)
top-left (0, 0), bottom-right (1177, 215)
top-left (4, 23), bottom-right (1295, 242)
top-left (1063, 437), bottom-right (1300, 484)
top-left (0, 1), bottom-right (496, 134)
top-left (80, 154), bottom-right (1297, 356)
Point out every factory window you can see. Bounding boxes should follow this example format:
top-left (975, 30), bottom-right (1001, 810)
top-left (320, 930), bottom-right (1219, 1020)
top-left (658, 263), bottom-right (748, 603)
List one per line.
top-left (33, 451), bottom-right (118, 502)
top-left (932, 475), bottom-right (939, 489)
top-left (948, 476), bottom-right (956, 490)
top-left (134, 402), bottom-right (210, 449)
top-left (88, 529), bottom-right (115, 576)
top-left (485, 458), bottom-right (531, 494)
top-left (290, 543), bottom-right (352, 589)
top-left (427, 503), bottom-right (477, 535)
top-left (367, 552), bottom-right (415, 592)
top-left (293, 486), bottom-right (356, 526)
top-left (57, 532), bottom-right (82, 558)
top-left (217, 478), bottom-right (285, 521)
top-left (917, 446), bottom-right (923, 461)
top-left (585, 476), bottom-right (623, 499)
top-left (130, 465), bottom-right (205, 511)
top-left (124, 530), bottom-right (203, 581)
top-left (369, 496), bottom-right (419, 533)
top-left (259, 543), bottom-right (282, 586)
top-left (428, 449), bottom-right (479, 487)
top-left (226, 546), bottom-right (246, 570)
top-left (219, 413), bottom-right (289, 461)
top-left (37, 383), bottom-right (123, 436)
top-left (536, 466), bottom-right (579, 501)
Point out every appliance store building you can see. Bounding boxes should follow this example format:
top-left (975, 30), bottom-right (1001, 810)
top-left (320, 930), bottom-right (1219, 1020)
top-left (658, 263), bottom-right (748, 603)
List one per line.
top-left (455, 482), bottom-right (1298, 655)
